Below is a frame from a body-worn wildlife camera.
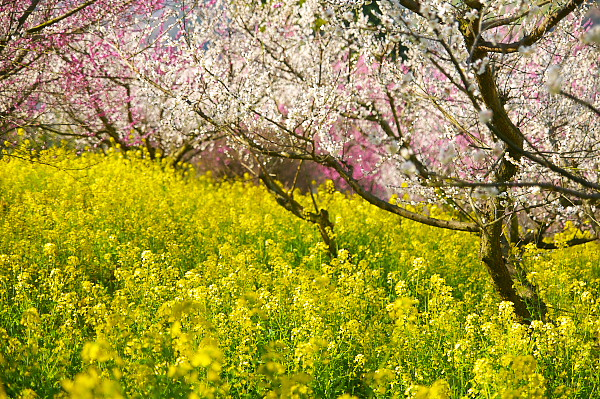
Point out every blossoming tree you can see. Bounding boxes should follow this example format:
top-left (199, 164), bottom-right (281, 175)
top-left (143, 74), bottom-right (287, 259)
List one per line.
top-left (103, 0), bottom-right (599, 323)
top-left (0, 0), bottom-right (163, 146)
top-left (14, 0), bottom-right (598, 323)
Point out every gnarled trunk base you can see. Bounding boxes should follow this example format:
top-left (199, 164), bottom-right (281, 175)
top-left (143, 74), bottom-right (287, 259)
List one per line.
top-left (480, 224), bottom-right (548, 324)
top-left (480, 230), bottom-right (532, 324)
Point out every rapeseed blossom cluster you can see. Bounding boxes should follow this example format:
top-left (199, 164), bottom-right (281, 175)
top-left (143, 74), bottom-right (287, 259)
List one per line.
top-left (0, 147), bottom-right (599, 397)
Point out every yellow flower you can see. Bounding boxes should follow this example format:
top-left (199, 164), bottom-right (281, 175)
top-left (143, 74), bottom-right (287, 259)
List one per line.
top-left (414, 379), bottom-right (451, 399)
top-left (43, 242), bottom-right (57, 257)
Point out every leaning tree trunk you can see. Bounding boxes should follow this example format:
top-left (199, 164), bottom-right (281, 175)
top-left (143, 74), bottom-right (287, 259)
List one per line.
top-left (480, 203), bottom-right (533, 324)
top-left (480, 196), bottom-right (548, 324)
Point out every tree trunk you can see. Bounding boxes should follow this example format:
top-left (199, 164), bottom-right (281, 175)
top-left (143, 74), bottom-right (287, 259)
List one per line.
top-left (503, 235), bottom-right (548, 322)
top-left (462, 25), bottom-right (549, 324)
top-left (480, 198), bottom-right (548, 324)
top-left (480, 216), bottom-right (534, 324)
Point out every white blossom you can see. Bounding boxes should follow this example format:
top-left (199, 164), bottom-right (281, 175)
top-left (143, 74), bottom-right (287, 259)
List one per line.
top-left (582, 25), bottom-right (600, 45)
top-left (479, 109), bottom-right (493, 124)
top-left (472, 186), bottom-right (499, 199)
top-left (439, 143), bottom-right (457, 165)
top-left (400, 147), bottom-right (412, 160)
top-left (399, 160), bottom-right (417, 175)
top-left (518, 45), bottom-right (536, 57)
top-left (472, 149), bottom-right (486, 162)
top-left (546, 65), bottom-right (563, 94)
top-left (492, 142), bottom-right (504, 157)
top-left (402, 72), bottom-right (414, 84)
top-left (387, 141), bottom-right (400, 154)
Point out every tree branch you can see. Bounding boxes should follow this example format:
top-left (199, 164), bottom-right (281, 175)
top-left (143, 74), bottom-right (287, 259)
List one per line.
top-left (559, 90), bottom-right (600, 117)
top-left (26, 0), bottom-right (98, 34)
top-left (475, 0), bottom-right (585, 53)
top-left (322, 155), bottom-right (480, 232)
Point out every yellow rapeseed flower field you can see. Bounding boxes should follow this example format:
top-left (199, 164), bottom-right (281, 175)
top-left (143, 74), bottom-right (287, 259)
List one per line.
top-left (0, 147), bottom-right (599, 398)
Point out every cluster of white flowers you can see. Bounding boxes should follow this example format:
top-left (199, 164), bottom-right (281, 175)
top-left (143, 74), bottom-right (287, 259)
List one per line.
top-left (545, 65), bottom-right (563, 94)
